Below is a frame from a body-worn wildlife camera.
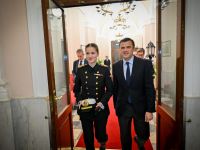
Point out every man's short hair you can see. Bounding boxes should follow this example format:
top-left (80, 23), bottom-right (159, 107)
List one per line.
top-left (137, 48), bottom-right (145, 53)
top-left (76, 49), bottom-right (83, 53)
top-left (119, 37), bottom-right (135, 48)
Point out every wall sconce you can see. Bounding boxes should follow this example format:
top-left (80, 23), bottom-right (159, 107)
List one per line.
top-left (146, 41), bottom-right (155, 60)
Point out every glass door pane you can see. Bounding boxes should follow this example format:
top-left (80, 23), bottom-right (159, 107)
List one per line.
top-left (160, 0), bottom-right (177, 117)
top-left (47, 5), bottom-right (68, 114)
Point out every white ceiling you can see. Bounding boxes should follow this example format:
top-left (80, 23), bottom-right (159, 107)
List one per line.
top-left (65, 0), bottom-right (156, 40)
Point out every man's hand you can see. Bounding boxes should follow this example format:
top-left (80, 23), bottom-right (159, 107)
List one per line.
top-left (145, 112), bottom-right (153, 122)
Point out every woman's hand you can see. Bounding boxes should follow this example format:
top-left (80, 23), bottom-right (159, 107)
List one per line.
top-left (95, 102), bottom-right (104, 111)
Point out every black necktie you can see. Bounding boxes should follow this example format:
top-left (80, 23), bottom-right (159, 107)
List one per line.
top-left (126, 62), bottom-right (132, 103)
top-left (126, 62), bottom-right (131, 84)
top-left (80, 60), bottom-right (83, 66)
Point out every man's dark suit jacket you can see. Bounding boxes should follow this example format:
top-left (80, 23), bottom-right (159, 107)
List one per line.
top-left (104, 59), bottom-right (111, 68)
top-left (112, 56), bottom-right (155, 118)
top-left (72, 59), bottom-right (88, 76)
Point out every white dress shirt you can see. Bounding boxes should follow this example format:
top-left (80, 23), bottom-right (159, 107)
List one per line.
top-left (123, 56), bottom-right (134, 80)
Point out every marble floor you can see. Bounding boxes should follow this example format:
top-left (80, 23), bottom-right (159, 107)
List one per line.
top-left (72, 110), bottom-right (82, 146)
top-left (149, 113), bottom-right (156, 150)
top-left (70, 109), bottom-right (156, 150)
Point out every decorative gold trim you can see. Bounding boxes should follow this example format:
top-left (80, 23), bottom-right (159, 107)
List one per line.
top-left (81, 106), bottom-right (92, 110)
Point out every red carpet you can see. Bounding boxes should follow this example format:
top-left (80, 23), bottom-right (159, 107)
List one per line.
top-left (76, 98), bottom-right (153, 149)
top-left (70, 75), bottom-right (75, 104)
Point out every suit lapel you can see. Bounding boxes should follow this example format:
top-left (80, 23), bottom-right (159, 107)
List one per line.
top-left (119, 60), bottom-right (126, 84)
top-left (130, 56), bottom-right (139, 82)
top-left (75, 60), bottom-right (79, 72)
top-left (84, 59), bottom-right (88, 65)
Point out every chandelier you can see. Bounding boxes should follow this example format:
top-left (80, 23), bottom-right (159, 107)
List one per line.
top-left (96, 2), bottom-right (136, 16)
top-left (96, 2), bottom-right (135, 39)
top-left (115, 32), bottom-right (123, 38)
top-left (109, 14), bottom-right (130, 30)
top-left (161, 0), bottom-right (170, 10)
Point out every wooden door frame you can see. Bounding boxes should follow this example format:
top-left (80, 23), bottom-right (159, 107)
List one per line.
top-left (156, 0), bottom-right (185, 149)
top-left (42, 0), bottom-right (57, 148)
top-left (41, 0), bottom-right (73, 149)
top-left (56, 0), bottom-right (129, 8)
top-left (176, 0), bottom-right (185, 147)
top-left (60, 2), bottom-right (74, 149)
top-left (42, 0), bottom-right (160, 149)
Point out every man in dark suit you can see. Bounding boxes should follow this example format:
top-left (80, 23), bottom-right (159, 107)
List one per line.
top-left (72, 49), bottom-right (88, 79)
top-left (136, 48), bottom-right (145, 59)
top-left (104, 56), bottom-right (111, 70)
top-left (112, 38), bottom-right (155, 150)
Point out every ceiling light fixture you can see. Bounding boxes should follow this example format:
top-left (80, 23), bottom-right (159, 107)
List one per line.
top-left (109, 14), bottom-right (130, 30)
top-left (115, 32), bottom-right (123, 37)
top-left (96, 1), bottom-right (136, 16)
top-left (161, 0), bottom-right (170, 10)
